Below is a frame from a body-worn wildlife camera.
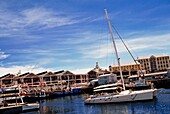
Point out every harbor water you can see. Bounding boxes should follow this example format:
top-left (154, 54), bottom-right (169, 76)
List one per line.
top-left (22, 89), bottom-right (170, 114)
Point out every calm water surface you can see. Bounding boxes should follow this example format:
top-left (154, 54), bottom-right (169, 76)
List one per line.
top-left (22, 89), bottom-right (170, 114)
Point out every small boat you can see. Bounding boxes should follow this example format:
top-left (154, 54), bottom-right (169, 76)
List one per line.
top-left (22, 103), bottom-right (39, 111)
top-left (84, 9), bottom-right (157, 104)
top-left (0, 86), bottom-right (39, 112)
top-left (71, 83), bottom-right (90, 94)
top-left (53, 90), bottom-right (64, 96)
top-left (20, 101), bottom-right (39, 112)
top-left (7, 96), bottom-right (40, 112)
top-left (125, 76), bottom-right (151, 90)
top-left (3, 85), bottom-right (20, 94)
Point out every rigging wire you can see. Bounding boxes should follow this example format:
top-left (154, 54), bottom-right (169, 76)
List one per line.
top-left (111, 25), bottom-right (144, 76)
top-left (106, 29), bottom-right (112, 69)
top-left (97, 14), bottom-right (106, 69)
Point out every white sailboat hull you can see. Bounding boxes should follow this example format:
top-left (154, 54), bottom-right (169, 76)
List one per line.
top-left (22, 103), bottom-right (39, 112)
top-left (85, 89), bottom-right (156, 104)
top-left (6, 102), bottom-right (39, 112)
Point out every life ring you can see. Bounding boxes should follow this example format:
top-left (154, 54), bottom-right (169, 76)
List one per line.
top-left (19, 91), bottom-right (26, 96)
top-left (88, 95), bottom-right (92, 99)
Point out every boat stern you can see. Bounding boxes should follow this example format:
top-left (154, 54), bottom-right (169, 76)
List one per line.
top-left (153, 89), bottom-right (157, 97)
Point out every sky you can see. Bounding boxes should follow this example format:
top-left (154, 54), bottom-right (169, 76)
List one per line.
top-left (0, 0), bottom-right (170, 76)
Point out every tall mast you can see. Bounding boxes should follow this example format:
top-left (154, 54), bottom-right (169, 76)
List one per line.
top-left (104, 8), bottom-right (125, 91)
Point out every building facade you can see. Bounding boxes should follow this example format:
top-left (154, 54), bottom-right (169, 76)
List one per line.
top-left (109, 63), bottom-right (140, 77)
top-left (136, 55), bottom-right (170, 73)
top-left (109, 55), bottom-right (170, 75)
top-left (88, 62), bottom-right (110, 81)
top-left (0, 70), bottom-right (90, 88)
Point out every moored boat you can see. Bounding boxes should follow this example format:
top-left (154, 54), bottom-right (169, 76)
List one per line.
top-left (84, 8), bottom-right (157, 104)
top-left (0, 86), bottom-right (39, 112)
top-left (20, 102), bottom-right (39, 112)
top-left (7, 96), bottom-right (40, 112)
top-left (85, 89), bottom-right (156, 104)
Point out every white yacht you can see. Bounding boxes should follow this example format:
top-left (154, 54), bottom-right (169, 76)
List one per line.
top-left (84, 9), bottom-right (156, 104)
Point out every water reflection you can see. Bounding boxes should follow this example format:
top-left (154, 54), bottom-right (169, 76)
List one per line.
top-left (99, 104), bottom-right (128, 114)
top-left (39, 96), bottom-right (129, 114)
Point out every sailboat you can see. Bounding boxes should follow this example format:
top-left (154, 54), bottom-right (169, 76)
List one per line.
top-left (84, 9), bottom-right (156, 104)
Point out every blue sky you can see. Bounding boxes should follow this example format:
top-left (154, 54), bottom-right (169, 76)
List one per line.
top-left (0, 0), bottom-right (170, 76)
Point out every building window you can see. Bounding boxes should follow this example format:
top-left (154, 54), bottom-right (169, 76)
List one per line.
top-left (149, 56), bottom-right (157, 72)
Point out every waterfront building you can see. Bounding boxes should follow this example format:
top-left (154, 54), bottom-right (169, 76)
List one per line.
top-left (74, 74), bottom-right (88, 83)
top-left (0, 70), bottom-right (90, 89)
top-left (0, 73), bottom-right (16, 87)
top-left (37, 71), bottom-right (56, 87)
top-left (37, 70), bottom-right (75, 87)
top-left (87, 62), bottom-right (110, 81)
top-left (109, 55), bottom-right (170, 75)
top-left (18, 72), bottom-right (39, 87)
top-left (109, 63), bottom-right (140, 77)
top-left (136, 55), bottom-right (170, 73)
top-left (58, 70), bottom-right (75, 86)
top-left (0, 55), bottom-right (169, 88)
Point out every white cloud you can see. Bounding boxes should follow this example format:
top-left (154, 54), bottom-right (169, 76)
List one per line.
top-left (59, 31), bottom-right (104, 45)
top-left (0, 65), bottom-right (54, 76)
top-left (0, 50), bottom-right (9, 59)
top-left (60, 59), bottom-right (78, 63)
top-left (0, 7), bottom-right (83, 37)
top-left (79, 33), bottom-right (170, 59)
top-left (127, 33), bottom-right (170, 50)
top-left (71, 68), bottom-right (92, 74)
top-left (80, 42), bottom-right (114, 59)
top-left (21, 7), bottom-right (80, 28)
top-left (0, 65), bottom-right (92, 76)
top-left (71, 64), bottom-right (109, 74)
